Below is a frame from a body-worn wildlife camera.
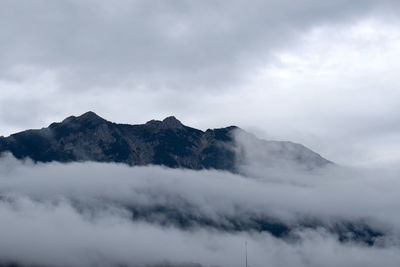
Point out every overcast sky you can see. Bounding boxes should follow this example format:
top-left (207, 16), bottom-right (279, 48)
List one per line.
top-left (1, 0), bottom-right (400, 166)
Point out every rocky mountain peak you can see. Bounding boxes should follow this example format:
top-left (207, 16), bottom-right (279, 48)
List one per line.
top-left (0, 112), bottom-right (332, 171)
top-left (76, 111), bottom-right (105, 122)
top-left (162, 116), bottom-right (183, 129)
top-left (60, 111), bottom-right (106, 126)
top-left (145, 116), bottom-right (184, 130)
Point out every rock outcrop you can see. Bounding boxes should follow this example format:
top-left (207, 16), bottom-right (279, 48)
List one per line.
top-left (0, 112), bottom-right (332, 171)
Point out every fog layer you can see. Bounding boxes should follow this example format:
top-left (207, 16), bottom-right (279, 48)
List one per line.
top-left (0, 152), bottom-right (400, 266)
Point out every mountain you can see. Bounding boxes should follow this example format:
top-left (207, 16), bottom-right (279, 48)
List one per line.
top-left (0, 111), bottom-right (331, 171)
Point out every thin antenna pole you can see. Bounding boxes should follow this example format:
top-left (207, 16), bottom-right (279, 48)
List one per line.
top-left (245, 241), bottom-right (248, 267)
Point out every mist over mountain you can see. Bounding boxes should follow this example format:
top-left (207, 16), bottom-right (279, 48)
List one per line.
top-left (0, 111), bottom-right (331, 172)
top-left (1, 155), bottom-right (400, 267)
top-left (0, 114), bottom-right (398, 267)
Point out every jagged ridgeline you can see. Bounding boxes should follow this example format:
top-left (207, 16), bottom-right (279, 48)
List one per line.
top-left (0, 111), bottom-right (331, 171)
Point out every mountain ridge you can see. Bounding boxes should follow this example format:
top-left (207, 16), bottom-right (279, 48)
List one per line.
top-left (0, 112), bottom-right (332, 171)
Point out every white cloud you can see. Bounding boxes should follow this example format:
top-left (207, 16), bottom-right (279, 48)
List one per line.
top-left (1, 154), bottom-right (400, 266)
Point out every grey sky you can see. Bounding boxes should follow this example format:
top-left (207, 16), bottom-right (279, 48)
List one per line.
top-left (1, 0), bottom-right (400, 165)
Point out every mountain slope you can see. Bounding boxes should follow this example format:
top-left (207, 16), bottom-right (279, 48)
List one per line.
top-left (0, 112), bottom-right (331, 171)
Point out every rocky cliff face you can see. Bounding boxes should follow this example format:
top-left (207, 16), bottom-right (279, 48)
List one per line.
top-left (0, 112), bottom-right (331, 171)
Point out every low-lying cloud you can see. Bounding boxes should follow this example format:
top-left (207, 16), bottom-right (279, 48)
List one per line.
top-left (0, 153), bottom-right (400, 266)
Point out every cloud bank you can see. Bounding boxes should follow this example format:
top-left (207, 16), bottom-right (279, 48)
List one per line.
top-left (1, 153), bottom-right (400, 267)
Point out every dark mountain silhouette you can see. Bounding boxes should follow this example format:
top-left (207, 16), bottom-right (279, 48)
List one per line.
top-left (0, 111), bottom-right (331, 171)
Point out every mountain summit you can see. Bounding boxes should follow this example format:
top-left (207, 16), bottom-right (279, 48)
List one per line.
top-left (145, 116), bottom-right (184, 130)
top-left (0, 112), bottom-right (331, 171)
